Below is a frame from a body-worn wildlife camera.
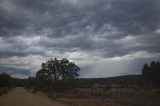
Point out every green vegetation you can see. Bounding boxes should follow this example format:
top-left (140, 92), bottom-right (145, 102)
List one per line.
top-left (41, 60), bottom-right (160, 106)
top-left (0, 73), bottom-right (12, 88)
top-left (54, 87), bottom-right (160, 106)
top-left (26, 58), bottom-right (80, 92)
top-left (0, 73), bottom-right (27, 96)
top-left (0, 73), bottom-right (12, 96)
top-left (1, 60), bottom-right (160, 105)
top-left (142, 61), bottom-right (160, 87)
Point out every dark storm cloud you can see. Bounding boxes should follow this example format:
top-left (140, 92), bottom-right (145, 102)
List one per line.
top-left (97, 0), bottom-right (160, 35)
top-left (0, 0), bottom-right (159, 38)
top-left (0, 50), bottom-right (46, 57)
top-left (0, 1), bottom-right (30, 37)
top-left (0, 51), bottom-right (27, 57)
top-left (0, 0), bottom-right (160, 77)
top-left (0, 66), bottom-right (31, 76)
top-left (0, 0), bottom-right (159, 51)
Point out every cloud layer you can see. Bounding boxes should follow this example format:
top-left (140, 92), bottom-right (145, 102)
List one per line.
top-left (0, 0), bottom-right (160, 78)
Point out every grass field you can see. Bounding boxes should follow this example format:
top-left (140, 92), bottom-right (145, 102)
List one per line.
top-left (47, 87), bottom-right (160, 106)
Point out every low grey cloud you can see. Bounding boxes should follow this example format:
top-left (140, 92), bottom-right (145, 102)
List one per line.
top-left (0, 0), bottom-right (160, 78)
top-left (0, 66), bottom-right (31, 77)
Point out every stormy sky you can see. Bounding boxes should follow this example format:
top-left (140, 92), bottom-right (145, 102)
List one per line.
top-left (0, 0), bottom-right (160, 78)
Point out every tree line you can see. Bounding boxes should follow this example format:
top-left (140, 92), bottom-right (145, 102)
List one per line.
top-left (142, 61), bottom-right (160, 87)
top-left (0, 73), bottom-right (12, 88)
top-left (0, 59), bottom-right (160, 93)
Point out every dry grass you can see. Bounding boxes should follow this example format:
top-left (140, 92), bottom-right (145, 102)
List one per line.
top-left (48, 87), bottom-right (160, 106)
top-left (2, 87), bottom-right (159, 106)
top-left (57, 98), bottom-right (121, 106)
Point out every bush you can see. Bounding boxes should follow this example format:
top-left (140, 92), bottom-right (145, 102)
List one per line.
top-left (0, 87), bottom-right (10, 96)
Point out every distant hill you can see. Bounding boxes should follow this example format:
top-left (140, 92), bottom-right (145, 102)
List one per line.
top-left (9, 74), bottom-right (143, 88)
top-left (78, 75), bottom-right (142, 87)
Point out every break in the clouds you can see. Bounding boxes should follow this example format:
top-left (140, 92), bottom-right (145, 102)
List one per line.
top-left (0, 0), bottom-right (160, 78)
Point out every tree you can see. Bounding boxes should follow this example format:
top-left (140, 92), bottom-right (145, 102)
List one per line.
top-left (25, 77), bottom-right (35, 90)
top-left (142, 61), bottom-right (160, 87)
top-left (142, 64), bottom-right (150, 75)
top-left (0, 73), bottom-right (12, 88)
top-left (60, 58), bottom-right (79, 80)
top-left (35, 58), bottom-right (80, 91)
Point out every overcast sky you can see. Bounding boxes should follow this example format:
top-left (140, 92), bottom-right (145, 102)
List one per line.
top-left (0, 0), bottom-right (160, 78)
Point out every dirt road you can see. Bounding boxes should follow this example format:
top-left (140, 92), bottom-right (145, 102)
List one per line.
top-left (0, 87), bottom-right (68, 106)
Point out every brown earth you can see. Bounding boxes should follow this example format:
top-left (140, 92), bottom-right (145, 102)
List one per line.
top-left (0, 87), bottom-right (68, 106)
top-left (0, 87), bottom-right (121, 106)
top-left (57, 98), bottom-right (122, 106)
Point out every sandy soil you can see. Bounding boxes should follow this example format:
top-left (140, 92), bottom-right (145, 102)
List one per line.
top-left (0, 87), bottom-right (68, 106)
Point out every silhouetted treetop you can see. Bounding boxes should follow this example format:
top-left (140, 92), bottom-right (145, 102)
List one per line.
top-left (36, 58), bottom-right (80, 81)
top-left (142, 61), bottom-right (160, 87)
top-left (34, 58), bottom-right (80, 91)
top-left (0, 73), bottom-right (12, 87)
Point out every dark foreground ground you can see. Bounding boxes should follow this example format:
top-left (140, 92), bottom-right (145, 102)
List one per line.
top-left (0, 87), bottom-right (68, 106)
top-left (0, 87), bottom-right (121, 106)
top-left (0, 87), bottom-right (160, 106)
